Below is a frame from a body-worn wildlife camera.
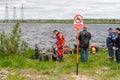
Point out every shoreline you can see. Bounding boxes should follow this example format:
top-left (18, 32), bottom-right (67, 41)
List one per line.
top-left (0, 19), bottom-right (120, 24)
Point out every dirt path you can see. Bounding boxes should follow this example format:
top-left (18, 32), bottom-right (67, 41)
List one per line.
top-left (71, 75), bottom-right (93, 80)
top-left (0, 68), bottom-right (94, 80)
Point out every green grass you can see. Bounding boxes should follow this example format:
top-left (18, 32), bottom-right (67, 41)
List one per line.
top-left (0, 48), bottom-right (120, 80)
top-left (8, 73), bottom-right (26, 80)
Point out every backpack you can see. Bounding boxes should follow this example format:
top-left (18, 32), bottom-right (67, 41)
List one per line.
top-left (79, 31), bottom-right (91, 47)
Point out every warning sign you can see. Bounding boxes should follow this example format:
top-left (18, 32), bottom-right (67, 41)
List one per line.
top-left (74, 14), bottom-right (83, 29)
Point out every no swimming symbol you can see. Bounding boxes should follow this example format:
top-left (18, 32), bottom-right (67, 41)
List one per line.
top-left (74, 14), bottom-right (83, 23)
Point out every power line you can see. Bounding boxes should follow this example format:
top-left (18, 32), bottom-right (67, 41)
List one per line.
top-left (4, 3), bottom-right (25, 21)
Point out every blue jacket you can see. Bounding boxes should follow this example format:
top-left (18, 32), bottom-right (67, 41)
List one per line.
top-left (106, 32), bottom-right (116, 48)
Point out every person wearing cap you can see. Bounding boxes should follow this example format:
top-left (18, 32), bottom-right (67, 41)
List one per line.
top-left (115, 28), bottom-right (120, 63)
top-left (53, 30), bottom-right (65, 62)
top-left (106, 28), bottom-right (116, 62)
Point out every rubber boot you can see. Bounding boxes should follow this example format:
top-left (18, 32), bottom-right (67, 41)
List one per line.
top-left (109, 58), bottom-right (113, 62)
top-left (111, 57), bottom-right (114, 61)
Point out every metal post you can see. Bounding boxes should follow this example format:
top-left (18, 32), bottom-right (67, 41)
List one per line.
top-left (76, 29), bottom-right (79, 75)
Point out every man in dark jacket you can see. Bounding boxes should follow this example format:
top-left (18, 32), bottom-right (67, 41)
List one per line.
top-left (79, 27), bottom-right (91, 62)
top-left (115, 28), bottom-right (120, 63)
top-left (106, 28), bottom-right (116, 62)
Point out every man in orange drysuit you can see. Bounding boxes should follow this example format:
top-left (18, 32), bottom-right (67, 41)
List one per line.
top-left (53, 30), bottom-right (65, 62)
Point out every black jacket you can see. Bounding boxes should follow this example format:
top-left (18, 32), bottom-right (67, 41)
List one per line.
top-left (79, 30), bottom-right (91, 47)
top-left (115, 33), bottom-right (120, 48)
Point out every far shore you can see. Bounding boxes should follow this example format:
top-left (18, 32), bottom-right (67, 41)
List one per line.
top-left (0, 19), bottom-right (120, 24)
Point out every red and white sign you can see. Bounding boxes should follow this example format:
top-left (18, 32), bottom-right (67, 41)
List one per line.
top-left (74, 14), bottom-right (83, 29)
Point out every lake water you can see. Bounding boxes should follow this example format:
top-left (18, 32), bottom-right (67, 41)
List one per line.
top-left (0, 23), bottom-right (119, 49)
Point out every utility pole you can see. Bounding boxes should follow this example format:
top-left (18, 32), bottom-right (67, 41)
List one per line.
top-left (13, 6), bottom-right (17, 21)
top-left (21, 3), bottom-right (24, 21)
top-left (4, 2), bottom-right (9, 23)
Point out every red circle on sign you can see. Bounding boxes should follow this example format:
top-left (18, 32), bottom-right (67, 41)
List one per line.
top-left (74, 14), bottom-right (83, 23)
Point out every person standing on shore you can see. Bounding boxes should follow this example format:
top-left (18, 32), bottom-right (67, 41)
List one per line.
top-left (78, 27), bottom-right (91, 62)
top-left (115, 28), bottom-right (120, 63)
top-left (106, 28), bottom-right (116, 62)
top-left (53, 30), bottom-right (65, 62)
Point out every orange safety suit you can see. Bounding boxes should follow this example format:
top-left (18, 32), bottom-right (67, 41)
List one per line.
top-left (56, 32), bottom-right (65, 57)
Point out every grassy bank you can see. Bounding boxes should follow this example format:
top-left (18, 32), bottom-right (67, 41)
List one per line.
top-left (0, 48), bottom-right (120, 80)
top-left (1, 19), bottom-right (120, 24)
top-left (0, 22), bottom-right (120, 80)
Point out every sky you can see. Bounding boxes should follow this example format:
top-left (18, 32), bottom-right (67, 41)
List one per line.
top-left (0, 0), bottom-right (120, 20)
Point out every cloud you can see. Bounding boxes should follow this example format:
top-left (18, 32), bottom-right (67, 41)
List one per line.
top-left (0, 0), bottom-right (120, 19)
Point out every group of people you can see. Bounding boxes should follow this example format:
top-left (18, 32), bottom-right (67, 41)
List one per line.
top-left (106, 27), bottom-right (120, 63)
top-left (53, 26), bottom-right (120, 63)
top-left (53, 27), bottom-right (91, 62)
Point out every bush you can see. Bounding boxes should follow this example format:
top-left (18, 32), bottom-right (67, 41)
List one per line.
top-left (0, 22), bottom-right (29, 55)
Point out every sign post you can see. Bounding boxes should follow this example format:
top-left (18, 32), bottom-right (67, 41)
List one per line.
top-left (74, 14), bottom-right (83, 75)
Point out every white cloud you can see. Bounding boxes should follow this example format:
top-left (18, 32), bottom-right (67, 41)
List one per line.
top-left (0, 0), bottom-right (120, 19)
